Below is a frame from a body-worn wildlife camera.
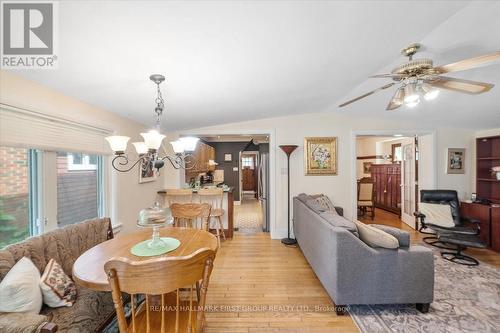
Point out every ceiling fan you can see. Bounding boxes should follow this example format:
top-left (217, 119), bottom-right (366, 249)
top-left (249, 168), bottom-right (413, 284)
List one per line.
top-left (339, 43), bottom-right (500, 110)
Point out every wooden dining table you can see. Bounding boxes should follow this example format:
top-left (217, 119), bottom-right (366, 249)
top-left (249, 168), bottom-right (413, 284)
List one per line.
top-left (73, 227), bottom-right (218, 291)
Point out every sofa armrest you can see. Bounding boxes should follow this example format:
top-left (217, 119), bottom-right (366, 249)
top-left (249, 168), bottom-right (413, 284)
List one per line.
top-left (0, 312), bottom-right (54, 333)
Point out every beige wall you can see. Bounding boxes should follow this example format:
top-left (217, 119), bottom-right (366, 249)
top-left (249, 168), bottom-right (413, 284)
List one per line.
top-left (0, 71), bottom-right (164, 234)
top-left (166, 112), bottom-right (479, 239)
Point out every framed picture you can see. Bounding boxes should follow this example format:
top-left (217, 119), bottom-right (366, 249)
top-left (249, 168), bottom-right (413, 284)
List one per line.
top-left (304, 137), bottom-right (338, 175)
top-left (139, 160), bottom-right (157, 183)
top-left (446, 148), bottom-right (465, 174)
top-left (363, 162), bottom-right (372, 174)
top-left (224, 153), bottom-right (232, 162)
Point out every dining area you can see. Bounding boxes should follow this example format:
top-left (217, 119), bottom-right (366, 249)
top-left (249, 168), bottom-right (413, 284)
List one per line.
top-left (68, 185), bottom-right (229, 333)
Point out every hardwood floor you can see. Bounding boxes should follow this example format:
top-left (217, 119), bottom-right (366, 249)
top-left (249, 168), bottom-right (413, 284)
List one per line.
top-left (359, 208), bottom-right (500, 267)
top-left (206, 232), bottom-right (358, 332)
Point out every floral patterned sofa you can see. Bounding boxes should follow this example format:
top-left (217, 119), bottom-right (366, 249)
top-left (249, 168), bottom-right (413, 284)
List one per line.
top-left (0, 218), bottom-right (115, 333)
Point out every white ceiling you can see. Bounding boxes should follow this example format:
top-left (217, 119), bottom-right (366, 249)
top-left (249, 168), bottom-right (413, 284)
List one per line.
top-left (10, 1), bottom-right (500, 130)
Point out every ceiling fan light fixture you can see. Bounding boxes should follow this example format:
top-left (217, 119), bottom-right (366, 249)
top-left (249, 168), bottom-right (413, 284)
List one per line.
top-left (406, 98), bottom-right (420, 108)
top-left (420, 83), bottom-right (440, 101)
top-left (403, 83), bottom-right (419, 104)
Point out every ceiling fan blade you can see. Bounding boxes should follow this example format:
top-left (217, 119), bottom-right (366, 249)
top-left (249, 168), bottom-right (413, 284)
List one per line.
top-left (434, 51), bottom-right (500, 74)
top-left (339, 83), bottom-right (395, 107)
top-left (428, 76), bottom-right (494, 94)
top-left (370, 73), bottom-right (404, 79)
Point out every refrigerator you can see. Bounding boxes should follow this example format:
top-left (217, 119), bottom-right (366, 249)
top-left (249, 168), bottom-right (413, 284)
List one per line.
top-left (258, 153), bottom-right (270, 232)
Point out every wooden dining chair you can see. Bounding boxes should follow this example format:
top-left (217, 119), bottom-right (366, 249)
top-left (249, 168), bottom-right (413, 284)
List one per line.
top-left (197, 188), bottom-right (226, 244)
top-left (105, 248), bottom-right (216, 333)
top-left (170, 203), bottom-right (211, 231)
top-left (358, 177), bottom-right (376, 220)
top-left (164, 189), bottom-right (193, 207)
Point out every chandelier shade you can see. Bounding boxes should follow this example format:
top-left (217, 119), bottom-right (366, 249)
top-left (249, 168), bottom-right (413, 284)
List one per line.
top-left (178, 137), bottom-right (200, 152)
top-left (132, 142), bottom-right (148, 155)
top-left (141, 129), bottom-right (166, 150)
top-left (105, 136), bottom-right (130, 153)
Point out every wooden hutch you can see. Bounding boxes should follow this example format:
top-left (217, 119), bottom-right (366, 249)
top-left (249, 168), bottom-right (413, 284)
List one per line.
top-left (461, 135), bottom-right (500, 252)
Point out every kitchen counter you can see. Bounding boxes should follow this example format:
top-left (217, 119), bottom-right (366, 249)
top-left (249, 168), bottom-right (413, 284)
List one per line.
top-left (158, 187), bottom-right (234, 238)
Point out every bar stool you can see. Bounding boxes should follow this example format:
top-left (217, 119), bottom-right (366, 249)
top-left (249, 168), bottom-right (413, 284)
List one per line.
top-left (198, 188), bottom-right (226, 244)
top-left (164, 188), bottom-right (193, 207)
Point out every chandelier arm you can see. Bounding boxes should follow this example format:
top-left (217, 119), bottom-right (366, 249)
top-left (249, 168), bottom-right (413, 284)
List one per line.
top-left (111, 155), bottom-right (147, 172)
top-left (161, 155), bottom-right (183, 169)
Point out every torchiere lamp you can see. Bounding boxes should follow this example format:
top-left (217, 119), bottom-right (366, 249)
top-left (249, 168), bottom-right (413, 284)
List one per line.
top-left (279, 144), bottom-right (298, 245)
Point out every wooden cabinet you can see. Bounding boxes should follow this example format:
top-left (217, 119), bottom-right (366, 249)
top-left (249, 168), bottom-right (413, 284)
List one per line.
top-left (491, 207), bottom-right (500, 252)
top-left (185, 142), bottom-right (215, 181)
top-left (460, 202), bottom-right (492, 248)
top-left (370, 164), bottom-right (401, 215)
top-left (476, 135), bottom-right (500, 204)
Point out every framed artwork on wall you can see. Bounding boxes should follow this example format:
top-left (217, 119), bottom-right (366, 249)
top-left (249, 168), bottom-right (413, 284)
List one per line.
top-left (139, 160), bottom-right (157, 183)
top-left (304, 137), bottom-right (338, 175)
top-left (224, 153), bottom-right (232, 162)
top-left (363, 162), bottom-right (372, 174)
top-left (446, 148), bottom-right (465, 174)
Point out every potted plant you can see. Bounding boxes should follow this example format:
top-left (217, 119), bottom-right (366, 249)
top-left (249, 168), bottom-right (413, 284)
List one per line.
top-left (492, 166), bottom-right (500, 180)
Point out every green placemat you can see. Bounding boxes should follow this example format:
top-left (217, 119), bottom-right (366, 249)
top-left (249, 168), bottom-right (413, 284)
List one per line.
top-left (130, 237), bottom-right (181, 257)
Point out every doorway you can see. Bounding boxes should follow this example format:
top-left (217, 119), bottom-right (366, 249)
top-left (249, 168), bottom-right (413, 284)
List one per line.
top-left (355, 133), bottom-right (435, 229)
top-left (196, 134), bottom-right (270, 235)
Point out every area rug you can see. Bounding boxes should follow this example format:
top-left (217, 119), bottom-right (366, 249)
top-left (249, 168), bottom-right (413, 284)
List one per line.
top-left (349, 246), bottom-right (500, 333)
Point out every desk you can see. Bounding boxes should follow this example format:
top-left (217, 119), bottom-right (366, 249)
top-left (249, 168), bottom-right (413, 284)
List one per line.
top-left (73, 227), bottom-right (218, 291)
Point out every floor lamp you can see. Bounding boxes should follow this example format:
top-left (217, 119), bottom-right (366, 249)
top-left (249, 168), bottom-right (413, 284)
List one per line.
top-left (279, 144), bottom-right (298, 245)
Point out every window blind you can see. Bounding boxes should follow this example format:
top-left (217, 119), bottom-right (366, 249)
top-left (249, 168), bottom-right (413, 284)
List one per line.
top-left (0, 104), bottom-right (111, 155)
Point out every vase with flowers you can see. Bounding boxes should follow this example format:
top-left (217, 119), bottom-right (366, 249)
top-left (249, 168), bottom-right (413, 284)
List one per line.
top-left (492, 166), bottom-right (500, 180)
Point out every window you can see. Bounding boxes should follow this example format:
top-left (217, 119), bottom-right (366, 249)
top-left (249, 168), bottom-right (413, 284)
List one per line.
top-left (67, 153), bottom-right (98, 171)
top-left (0, 147), bottom-right (31, 247)
top-left (57, 152), bottom-right (103, 227)
top-left (242, 156), bottom-right (254, 169)
top-left (0, 147), bottom-right (105, 247)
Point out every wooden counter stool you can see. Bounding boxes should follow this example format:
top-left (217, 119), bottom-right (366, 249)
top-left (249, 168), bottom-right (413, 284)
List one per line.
top-left (198, 188), bottom-right (226, 244)
top-left (170, 203), bottom-right (211, 230)
top-left (164, 188), bottom-right (193, 207)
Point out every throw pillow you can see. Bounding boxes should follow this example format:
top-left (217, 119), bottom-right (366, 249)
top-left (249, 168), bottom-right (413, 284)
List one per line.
top-left (370, 224), bottom-right (410, 247)
top-left (0, 257), bottom-right (43, 313)
top-left (40, 259), bottom-right (77, 307)
top-left (315, 195), bottom-right (336, 212)
top-left (353, 221), bottom-right (399, 249)
top-left (419, 202), bottom-right (455, 227)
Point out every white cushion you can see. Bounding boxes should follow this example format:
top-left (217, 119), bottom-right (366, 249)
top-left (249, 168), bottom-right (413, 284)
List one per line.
top-left (354, 221), bottom-right (399, 249)
top-left (40, 259), bottom-right (77, 307)
top-left (419, 202), bottom-right (455, 228)
top-left (0, 257), bottom-right (42, 313)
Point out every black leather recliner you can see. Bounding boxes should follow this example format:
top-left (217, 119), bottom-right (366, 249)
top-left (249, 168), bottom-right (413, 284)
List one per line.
top-left (414, 190), bottom-right (486, 266)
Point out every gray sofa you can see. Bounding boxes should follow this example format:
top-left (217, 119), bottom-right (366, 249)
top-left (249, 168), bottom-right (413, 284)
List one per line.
top-left (0, 218), bottom-right (115, 333)
top-left (293, 195), bottom-right (434, 313)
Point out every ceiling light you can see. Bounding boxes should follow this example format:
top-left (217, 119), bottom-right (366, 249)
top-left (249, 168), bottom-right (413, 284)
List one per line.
top-left (105, 136), bottom-right (129, 154)
top-left (393, 134), bottom-right (403, 137)
top-left (132, 142), bottom-right (148, 155)
top-left (420, 83), bottom-right (440, 101)
top-left (178, 137), bottom-right (200, 152)
top-left (105, 74), bottom-right (198, 172)
top-left (406, 98), bottom-right (420, 108)
top-left (403, 83), bottom-right (419, 104)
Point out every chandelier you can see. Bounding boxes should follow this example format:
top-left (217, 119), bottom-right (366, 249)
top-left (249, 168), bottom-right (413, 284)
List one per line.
top-left (105, 74), bottom-right (199, 173)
